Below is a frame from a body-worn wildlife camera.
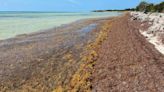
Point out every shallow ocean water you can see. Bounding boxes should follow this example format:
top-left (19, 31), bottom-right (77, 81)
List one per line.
top-left (0, 11), bottom-right (121, 40)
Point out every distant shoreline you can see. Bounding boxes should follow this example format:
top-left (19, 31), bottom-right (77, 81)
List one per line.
top-left (92, 10), bottom-right (128, 12)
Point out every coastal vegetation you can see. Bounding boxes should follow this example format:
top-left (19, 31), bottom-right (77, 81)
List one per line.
top-left (93, 1), bottom-right (164, 13)
top-left (136, 1), bottom-right (164, 12)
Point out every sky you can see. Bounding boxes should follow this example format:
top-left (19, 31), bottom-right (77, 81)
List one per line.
top-left (0, 0), bottom-right (163, 12)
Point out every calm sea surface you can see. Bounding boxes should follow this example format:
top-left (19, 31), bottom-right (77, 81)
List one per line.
top-left (0, 11), bottom-right (121, 40)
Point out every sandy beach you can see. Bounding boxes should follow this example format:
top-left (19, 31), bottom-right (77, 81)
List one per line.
top-left (0, 12), bottom-right (164, 92)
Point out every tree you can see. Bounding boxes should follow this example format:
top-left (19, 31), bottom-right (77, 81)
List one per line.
top-left (136, 1), bottom-right (149, 12)
top-left (146, 3), bottom-right (155, 12)
top-left (155, 2), bottom-right (164, 12)
top-left (135, 1), bottom-right (164, 13)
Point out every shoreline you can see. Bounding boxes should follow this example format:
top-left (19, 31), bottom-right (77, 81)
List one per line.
top-left (0, 18), bottom-right (97, 41)
top-left (0, 12), bottom-right (164, 91)
top-left (0, 16), bottom-right (114, 91)
top-left (0, 12), bottom-right (121, 40)
top-left (54, 12), bottom-right (164, 91)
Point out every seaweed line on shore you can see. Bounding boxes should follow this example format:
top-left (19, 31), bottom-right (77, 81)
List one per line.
top-left (53, 17), bottom-right (114, 92)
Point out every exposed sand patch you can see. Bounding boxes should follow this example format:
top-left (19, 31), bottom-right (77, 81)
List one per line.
top-left (131, 12), bottom-right (164, 54)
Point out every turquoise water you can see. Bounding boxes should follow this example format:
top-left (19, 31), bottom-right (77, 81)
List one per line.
top-left (0, 12), bottom-right (121, 40)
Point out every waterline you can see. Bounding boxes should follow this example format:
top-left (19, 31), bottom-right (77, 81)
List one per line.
top-left (0, 12), bottom-right (121, 40)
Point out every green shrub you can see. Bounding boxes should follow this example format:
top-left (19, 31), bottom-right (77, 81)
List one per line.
top-left (135, 1), bottom-right (164, 13)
